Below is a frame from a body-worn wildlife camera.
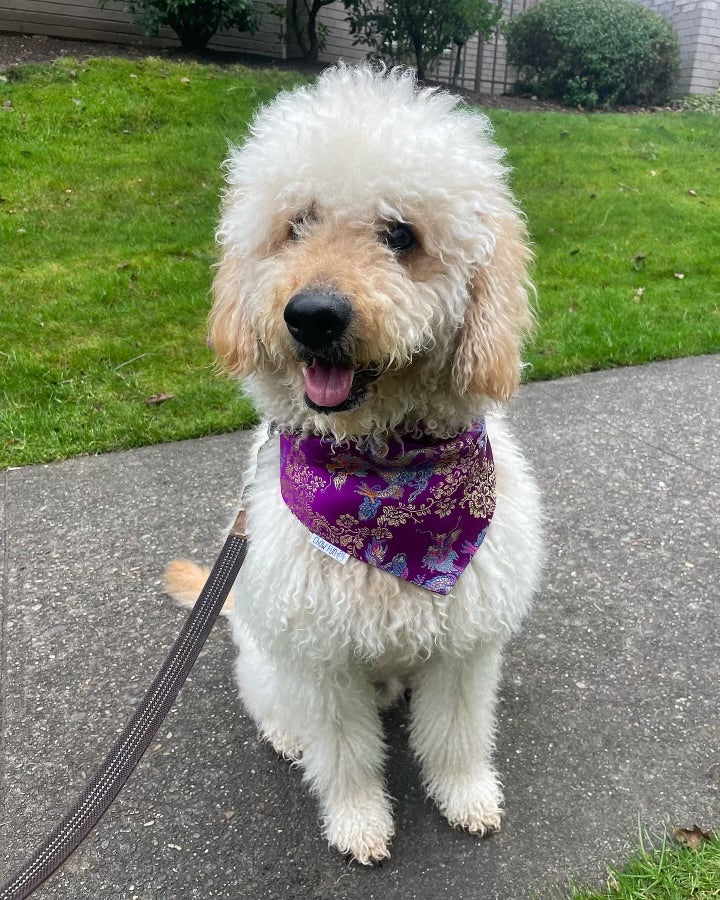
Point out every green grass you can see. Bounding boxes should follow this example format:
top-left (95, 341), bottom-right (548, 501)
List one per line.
top-left (0, 57), bottom-right (303, 467)
top-left (492, 110), bottom-right (720, 380)
top-left (567, 829), bottom-right (720, 900)
top-left (1, 57), bottom-right (719, 468)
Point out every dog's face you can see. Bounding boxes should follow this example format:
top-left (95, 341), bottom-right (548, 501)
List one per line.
top-left (211, 67), bottom-right (533, 438)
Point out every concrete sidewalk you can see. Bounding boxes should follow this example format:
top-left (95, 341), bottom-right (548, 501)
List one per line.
top-left (1, 356), bottom-right (718, 900)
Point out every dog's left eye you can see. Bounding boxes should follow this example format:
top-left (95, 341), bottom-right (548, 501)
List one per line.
top-left (381, 223), bottom-right (416, 253)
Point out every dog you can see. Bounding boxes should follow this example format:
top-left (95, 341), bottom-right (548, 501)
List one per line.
top-left (165, 64), bottom-right (543, 865)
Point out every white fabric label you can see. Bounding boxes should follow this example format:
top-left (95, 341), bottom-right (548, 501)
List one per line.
top-left (309, 533), bottom-right (350, 564)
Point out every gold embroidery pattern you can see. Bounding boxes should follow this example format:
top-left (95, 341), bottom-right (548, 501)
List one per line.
top-left (279, 423), bottom-right (496, 594)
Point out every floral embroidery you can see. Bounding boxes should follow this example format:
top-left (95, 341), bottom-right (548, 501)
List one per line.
top-left (279, 421), bottom-right (496, 595)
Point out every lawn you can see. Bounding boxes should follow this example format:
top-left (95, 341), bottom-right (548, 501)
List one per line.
top-left (1, 56), bottom-right (719, 469)
top-left (567, 829), bottom-right (720, 900)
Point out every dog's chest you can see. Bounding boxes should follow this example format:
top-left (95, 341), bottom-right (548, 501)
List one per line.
top-left (237, 439), bottom-right (490, 661)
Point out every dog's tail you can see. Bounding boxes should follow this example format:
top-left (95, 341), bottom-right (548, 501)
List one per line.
top-left (163, 559), bottom-right (235, 617)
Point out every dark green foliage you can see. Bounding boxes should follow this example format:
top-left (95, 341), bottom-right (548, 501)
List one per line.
top-left (344, 0), bottom-right (502, 80)
top-left (102, 0), bottom-right (258, 50)
top-left (504, 0), bottom-right (679, 108)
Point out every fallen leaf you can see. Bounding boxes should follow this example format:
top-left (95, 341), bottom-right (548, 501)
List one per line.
top-left (130, 73), bottom-right (138, 79)
top-left (145, 393), bottom-right (173, 406)
top-left (673, 824), bottom-right (711, 849)
top-left (2, 99), bottom-right (13, 109)
top-left (117, 261), bottom-right (131, 270)
top-left (688, 189), bottom-right (697, 197)
top-left (650, 169), bottom-right (657, 176)
top-left (180, 77), bottom-right (191, 84)
top-left (674, 272), bottom-right (685, 279)
top-left (633, 252), bottom-right (646, 263)
top-left (223, 810), bottom-right (236, 821)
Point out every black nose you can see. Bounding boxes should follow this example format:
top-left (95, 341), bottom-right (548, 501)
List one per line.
top-left (284, 291), bottom-right (353, 351)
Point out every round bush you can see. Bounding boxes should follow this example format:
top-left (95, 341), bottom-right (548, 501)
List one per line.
top-left (504, 0), bottom-right (680, 108)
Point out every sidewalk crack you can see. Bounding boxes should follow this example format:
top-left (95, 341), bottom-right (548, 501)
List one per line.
top-left (601, 419), bottom-right (717, 480)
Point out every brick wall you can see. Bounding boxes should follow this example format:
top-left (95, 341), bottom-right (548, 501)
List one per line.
top-left (638, 0), bottom-right (720, 94)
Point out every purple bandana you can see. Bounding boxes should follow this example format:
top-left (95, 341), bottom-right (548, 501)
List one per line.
top-left (279, 422), bottom-right (496, 594)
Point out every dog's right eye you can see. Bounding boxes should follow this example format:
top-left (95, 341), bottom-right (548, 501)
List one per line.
top-left (289, 209), bottom-right (316, 241)
top-left (381, 223), bottom-right (416, 253)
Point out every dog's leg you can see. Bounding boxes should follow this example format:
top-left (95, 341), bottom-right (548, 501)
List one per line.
top-left (234, 633), bottom-right (302, 761)
top-left (294, 666), bottom-right (394, 864)
top-left (409, 640), bottom-right (505, 835)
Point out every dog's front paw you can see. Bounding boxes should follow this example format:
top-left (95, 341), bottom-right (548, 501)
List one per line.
top-left (432, 770), bottom-right (504, 837)
top-left (324, 798), bottom-right (394, 865)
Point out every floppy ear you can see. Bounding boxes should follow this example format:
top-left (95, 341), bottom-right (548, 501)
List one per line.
top-left (452, 214), bottom-right (534, 404)
top-left (208, 254), bottom-right (260, 378)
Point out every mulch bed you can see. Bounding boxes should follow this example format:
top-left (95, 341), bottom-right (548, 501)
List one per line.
top-left (0, 31), bottom-right (323, 76)
top-left (0, 32), bottom-right (152, 71)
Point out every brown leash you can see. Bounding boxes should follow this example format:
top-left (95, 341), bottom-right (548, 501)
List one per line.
top-left (0, 510), bottom-right (248, 900)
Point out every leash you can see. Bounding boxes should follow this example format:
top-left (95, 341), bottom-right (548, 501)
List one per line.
top-left (0, 508), bottom-right (249, 900)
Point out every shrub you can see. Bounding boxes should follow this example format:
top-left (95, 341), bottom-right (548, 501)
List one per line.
top-left (504, 0), bottom-right (679, 108)
top-left (103, 0), bottom-right (258, 50)
top-left (344, 0), bottom-right (502, 81)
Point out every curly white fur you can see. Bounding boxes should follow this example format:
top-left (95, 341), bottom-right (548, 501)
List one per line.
top-left (167, 65), bottom-right (543, 864)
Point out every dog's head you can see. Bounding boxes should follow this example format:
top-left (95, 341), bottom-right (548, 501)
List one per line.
top-left (211, 65), bottom-right (533, 438)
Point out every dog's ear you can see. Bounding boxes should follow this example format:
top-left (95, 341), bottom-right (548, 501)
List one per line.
top-left (209, 254), bottom-right (260, 377)
top-left (452, 214), bottom-right (534, 404)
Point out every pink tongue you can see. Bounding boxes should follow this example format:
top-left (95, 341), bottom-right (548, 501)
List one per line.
top-left (305, 359), bottom-right (354, 408)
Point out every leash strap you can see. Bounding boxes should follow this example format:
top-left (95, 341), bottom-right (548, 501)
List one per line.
top-left (0, 510), bottom-right (248, 900)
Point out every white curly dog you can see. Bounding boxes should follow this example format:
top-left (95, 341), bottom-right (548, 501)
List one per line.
top-left (166, 65), bottom-right (543, 865)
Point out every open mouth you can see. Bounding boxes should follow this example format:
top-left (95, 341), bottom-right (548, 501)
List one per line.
top-left (303, 358), bottom-right (381, 413)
